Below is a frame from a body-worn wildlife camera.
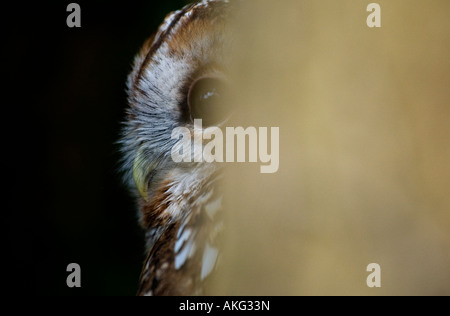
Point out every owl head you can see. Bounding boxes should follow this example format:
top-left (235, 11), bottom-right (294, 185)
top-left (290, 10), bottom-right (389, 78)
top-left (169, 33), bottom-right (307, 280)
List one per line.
top-left (120, 0), bottom-right (234, 295)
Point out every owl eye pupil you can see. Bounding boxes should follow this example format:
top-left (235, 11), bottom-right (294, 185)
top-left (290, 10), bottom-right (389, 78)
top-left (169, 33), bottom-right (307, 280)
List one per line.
top-left (188, 77), bottom-right (229, 127)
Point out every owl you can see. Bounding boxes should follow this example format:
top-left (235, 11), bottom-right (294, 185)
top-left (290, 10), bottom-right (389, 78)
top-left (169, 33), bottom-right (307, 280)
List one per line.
top-left (120, 0), bottom-right (234, 296)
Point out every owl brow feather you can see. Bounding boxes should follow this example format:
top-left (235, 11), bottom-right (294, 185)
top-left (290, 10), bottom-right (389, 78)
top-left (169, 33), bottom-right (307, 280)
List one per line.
top-left (134, 4), bottom-right (197, 91)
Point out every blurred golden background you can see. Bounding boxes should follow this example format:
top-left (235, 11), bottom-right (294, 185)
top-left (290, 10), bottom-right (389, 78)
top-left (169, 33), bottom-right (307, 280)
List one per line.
top-left (215, 0), bottom-right (450, 295)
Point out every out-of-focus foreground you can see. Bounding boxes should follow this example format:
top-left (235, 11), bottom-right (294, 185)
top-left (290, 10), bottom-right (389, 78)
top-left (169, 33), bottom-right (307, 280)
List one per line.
top-left (215, 0), bottom-right (450, 295)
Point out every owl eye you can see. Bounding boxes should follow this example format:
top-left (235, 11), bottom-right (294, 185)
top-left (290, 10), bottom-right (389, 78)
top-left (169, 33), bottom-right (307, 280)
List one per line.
top-left (188, 77), bottom-right (230, 127)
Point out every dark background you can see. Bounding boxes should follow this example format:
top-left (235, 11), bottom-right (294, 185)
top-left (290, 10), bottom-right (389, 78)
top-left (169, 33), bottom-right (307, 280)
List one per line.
top-left (6, 0), bottom-right (188, 295)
